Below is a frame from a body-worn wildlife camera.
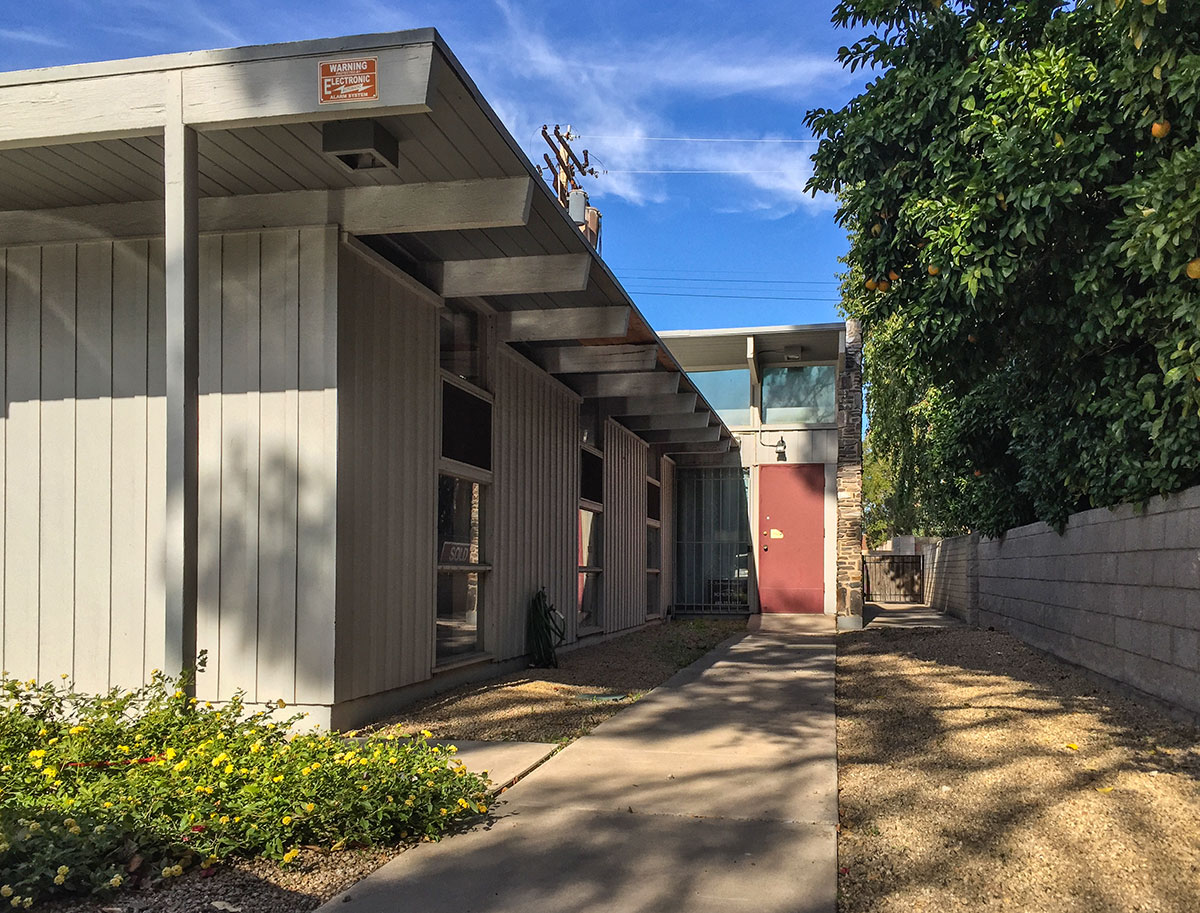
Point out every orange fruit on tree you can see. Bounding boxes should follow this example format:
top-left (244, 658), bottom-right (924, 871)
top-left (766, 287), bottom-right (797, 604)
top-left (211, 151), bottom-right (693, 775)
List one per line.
top-left (865, 278), bottom-right (878, 291)
top-left (871, 223), bottom-right (883, 237)
top-left (1151, 120), bottom-right (1171, 139)
top-left (928, 264), bottom-right (940, 276)
top-left (1186, 258), bottom-right (1200, 280)
top-left (888, 270), bottom-right (900, 281)
top-left (877, 279), bottom-right (891, 292)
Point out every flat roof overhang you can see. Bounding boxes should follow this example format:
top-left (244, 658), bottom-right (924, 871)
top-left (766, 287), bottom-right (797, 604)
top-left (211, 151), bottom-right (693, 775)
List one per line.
top-left (0, 29), bottom-right (734, 457)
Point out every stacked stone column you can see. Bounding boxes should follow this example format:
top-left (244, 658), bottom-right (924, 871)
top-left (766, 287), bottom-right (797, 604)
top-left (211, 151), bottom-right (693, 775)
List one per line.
top-left (836, 319), bottom-right (864, 629)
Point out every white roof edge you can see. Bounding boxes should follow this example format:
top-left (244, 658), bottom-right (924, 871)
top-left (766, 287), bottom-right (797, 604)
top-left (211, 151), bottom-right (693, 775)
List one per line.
top-left (0, 28), bottom-right (440, 87)
top-left (659, 322), bottom-right (845, 339)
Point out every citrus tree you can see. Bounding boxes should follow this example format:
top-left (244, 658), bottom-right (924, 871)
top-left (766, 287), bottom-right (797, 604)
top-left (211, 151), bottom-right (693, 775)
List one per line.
top-left (806, 0), bottom-right (1200, 535)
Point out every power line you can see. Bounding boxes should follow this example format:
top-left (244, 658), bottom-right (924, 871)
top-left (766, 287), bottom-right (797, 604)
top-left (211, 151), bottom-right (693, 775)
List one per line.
top-left (600, 169), bottom-right (790, 175)
top-left (579, 134), bottom-right (820, 144)
top-left (619, 275), bottom-right (839, 286)
top-left (626, 291), bottom-right (841, 302)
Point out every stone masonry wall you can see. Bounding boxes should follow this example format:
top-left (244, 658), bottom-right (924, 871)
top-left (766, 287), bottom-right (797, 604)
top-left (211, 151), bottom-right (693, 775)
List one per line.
top-left (836, 319), bottom-right (864, 619)
top-left (976, 485), bottom-right (1200, 716)
top-left (923, 533), bottom-right (978, 623)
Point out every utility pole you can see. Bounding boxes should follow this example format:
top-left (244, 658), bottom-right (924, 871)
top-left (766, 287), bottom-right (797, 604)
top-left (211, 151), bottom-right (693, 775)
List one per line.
top-left (537, 124), bottom-right (602, 248)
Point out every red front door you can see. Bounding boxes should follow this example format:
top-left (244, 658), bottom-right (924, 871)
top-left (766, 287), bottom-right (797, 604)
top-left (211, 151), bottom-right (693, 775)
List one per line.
top-left (757, 464), bottom-right (825, 613)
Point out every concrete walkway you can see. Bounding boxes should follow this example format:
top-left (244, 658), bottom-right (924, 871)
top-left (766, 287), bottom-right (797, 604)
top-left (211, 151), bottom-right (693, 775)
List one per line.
top-left (864, 601), bottom-right (964, 629)
top-left (318, 624), bottom-right (836, 913)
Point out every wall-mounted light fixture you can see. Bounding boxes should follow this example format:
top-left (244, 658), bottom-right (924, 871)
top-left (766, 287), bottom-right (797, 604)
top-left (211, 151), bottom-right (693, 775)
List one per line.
top-left (759, 431), bottom-right (787, 462)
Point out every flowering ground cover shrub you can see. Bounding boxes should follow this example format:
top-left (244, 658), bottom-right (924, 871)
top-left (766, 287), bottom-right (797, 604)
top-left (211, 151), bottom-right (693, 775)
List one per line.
top-left (0, 663), bottom-right (489, 907)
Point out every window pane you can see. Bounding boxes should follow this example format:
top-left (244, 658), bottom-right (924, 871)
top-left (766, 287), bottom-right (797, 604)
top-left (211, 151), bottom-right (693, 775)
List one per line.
top-left (442, 382), bottom-right (492, 469)
top-left (439, 306), bottom-right (482, 387)
top-left (578, 572), bottom-right (602, 628)
top-left (647, 482), bottom-right (661, 521)
top-left (437, 572), bottom-right (480, 661)
top-left (578, 508), bottom-right (603, 569)
top-left (647, 524), bottom-right (661, 570)
top-left (761, 365), bottom-right (835, 424)
top-left (438, 476), bottom-right (482, 564)
top-left (692, 369), bottom-right (751, 427)
top-left (581, 449), bottom-right (603, 503)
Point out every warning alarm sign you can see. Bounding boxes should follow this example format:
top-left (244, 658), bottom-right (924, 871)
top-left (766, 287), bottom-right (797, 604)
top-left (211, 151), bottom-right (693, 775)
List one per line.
top-left (318, 57), bottom-right (379, 104)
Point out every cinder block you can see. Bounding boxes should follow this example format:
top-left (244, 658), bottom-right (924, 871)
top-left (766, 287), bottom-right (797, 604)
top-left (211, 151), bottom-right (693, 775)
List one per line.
top-left (1173, 549), bottom-right (1200, 590)
top-left (1152, 551), bottom-right (1178, 588)
top-left (1174, 484), bottom-right (1200, 512)
top-left (1172, 627), bottom-right (1200, 672)
top-left (1149, 623), bottom-right (1173, 663)
top-left (1144, 514), bottom-right (1168, 551)
top-left (1122, 652), bottom-right (1171, 695)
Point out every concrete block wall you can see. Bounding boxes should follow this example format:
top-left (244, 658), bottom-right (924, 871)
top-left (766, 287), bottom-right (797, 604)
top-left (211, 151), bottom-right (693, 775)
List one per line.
top-left (976, 485), bottom-right (1200, 716)
top-left (923, 533), bottom-right (978, 622)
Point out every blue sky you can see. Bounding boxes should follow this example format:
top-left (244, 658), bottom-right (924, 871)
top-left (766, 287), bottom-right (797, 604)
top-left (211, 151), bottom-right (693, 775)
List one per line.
top-left (0, 0), bottom-right (872, 330)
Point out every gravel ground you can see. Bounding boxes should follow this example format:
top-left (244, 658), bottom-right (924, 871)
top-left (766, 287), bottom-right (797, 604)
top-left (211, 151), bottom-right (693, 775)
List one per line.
top-left (38, 617), bottom-right (744, 913)
top-left (837, 626), bottom-right (1200, 913)
top-left (367, 617), bottom-right (747, 743)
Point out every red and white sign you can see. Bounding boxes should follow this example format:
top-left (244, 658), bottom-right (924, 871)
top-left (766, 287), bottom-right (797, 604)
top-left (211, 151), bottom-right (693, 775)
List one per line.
top-left (318, 57), bottom-right (379, 104)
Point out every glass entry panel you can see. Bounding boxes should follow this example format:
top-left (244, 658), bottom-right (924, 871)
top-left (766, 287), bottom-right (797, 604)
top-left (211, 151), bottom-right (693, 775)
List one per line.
top-left (675, 468), bottom-right (752, 613)
top-left (436, 475), bottom-right (485, 662)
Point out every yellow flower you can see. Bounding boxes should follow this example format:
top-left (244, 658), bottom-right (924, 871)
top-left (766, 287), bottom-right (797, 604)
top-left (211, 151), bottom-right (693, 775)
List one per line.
top-left (282, 816), bottom-right (293, 826)
top-left (420, 730), bottom-right (433, 739)
top-left (174, 690), bottom-right (185, 699)
top-left (439, 808), bottom-right (447, 816)
top-left (53, 875), bottom-right (65, 886)
top-left (219, 816), bottom-right (230, 824)
top-left (68, 725), bottom-right (86, 735)
top-left (276, 699), bottom-right (287, 709)
top-left (27, 750), bottom-right (45, 759)
top-left (224, 764), bottom-right (234, 775)
top-left (57, 866), bottom-right (69, 877)
top-left (165, 748), bottom-right (178, 760)
top-left (282, 848), bottom-right (300, 864)
top-left (305, 803), bottom-right (315, 813)
top-left (457, 798), bottom-right (469, 809)
top-left (272, 775), bottom-right (284, 783)
top-left (479, 804), bottom-right (488, 813)
top-left (0, 887), bottom-right (11, 898)
top-left (109, 874), bottom-right (123, 888)
top-left (10, 897), bottom-right (20, 908)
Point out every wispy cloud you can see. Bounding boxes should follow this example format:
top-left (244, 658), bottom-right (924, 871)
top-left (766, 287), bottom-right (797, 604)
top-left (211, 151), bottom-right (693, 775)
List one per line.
top-left (0, 27), bottom-right (71, 49)
top-left (465, 0), bottom-right (845, 215)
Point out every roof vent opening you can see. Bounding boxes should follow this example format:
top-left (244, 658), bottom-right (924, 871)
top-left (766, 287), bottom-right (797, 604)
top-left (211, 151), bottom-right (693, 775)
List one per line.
top-left (322, 119), bottom-right (399, 171)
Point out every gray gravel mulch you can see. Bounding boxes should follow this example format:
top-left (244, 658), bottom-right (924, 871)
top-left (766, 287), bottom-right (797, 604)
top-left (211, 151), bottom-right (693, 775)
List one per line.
top-left (366, 617), bottom-right (747, 743)
top-left (837, 625), bottom-right (1200, 913)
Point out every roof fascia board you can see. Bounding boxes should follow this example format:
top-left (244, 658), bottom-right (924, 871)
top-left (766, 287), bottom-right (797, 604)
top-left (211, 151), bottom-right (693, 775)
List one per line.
top-left (0, 39), bottom-right (436, 149)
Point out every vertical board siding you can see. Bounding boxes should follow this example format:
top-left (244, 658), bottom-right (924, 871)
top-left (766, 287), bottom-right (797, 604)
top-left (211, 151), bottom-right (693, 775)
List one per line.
top-left (334, 243), bottom-right (437, 702)
top-left (603, 420), bottom-right (648, 634)
top-left (110, 240), bottom-right (151, 686)
top-left (0, 229), bottom-right (337, 702)
top-left (0, 240), bottom-right (165, 688)
top-left (660, 456), bottom-right (676, 614)
top-left (195, 226), bottom-right (338, 706)
top-left (492, 349), bottom-right (579, 659)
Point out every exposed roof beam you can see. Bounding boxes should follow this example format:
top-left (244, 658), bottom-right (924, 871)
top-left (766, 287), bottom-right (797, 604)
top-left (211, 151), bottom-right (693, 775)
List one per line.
top-left (529, 344), bottom-right (658, 374)
top-left (636, 426), bottom-right (722, 444)
top-left (747, 335), bottom-right (761, 386)
top-left (496, 306), bottom-right (629, 343)
top-left (595, 392), bottom-right (698, 416)
top-left (568, 371), bottom-right (679, 399)
top-left (660, 438), bottom-right (736, 454)
top-left (432, 254), bottom-right (591, 298)
top-left (0, 178), bottom-right (535, 246)
top-left (621, 412), bottom-right (713, 431)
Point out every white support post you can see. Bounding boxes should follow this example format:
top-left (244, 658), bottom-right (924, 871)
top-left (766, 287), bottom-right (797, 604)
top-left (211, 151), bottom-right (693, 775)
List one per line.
top-left (164, 74), bottom-right (200, 678)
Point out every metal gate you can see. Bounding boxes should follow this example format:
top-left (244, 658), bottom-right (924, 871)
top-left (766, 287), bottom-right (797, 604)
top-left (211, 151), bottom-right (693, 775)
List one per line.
top-left (863, 555), bottom-right (924, 603)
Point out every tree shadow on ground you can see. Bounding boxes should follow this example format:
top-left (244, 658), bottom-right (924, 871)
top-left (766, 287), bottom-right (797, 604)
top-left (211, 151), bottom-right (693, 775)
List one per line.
top-left (836, 625), bottom-right (1200, 913)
